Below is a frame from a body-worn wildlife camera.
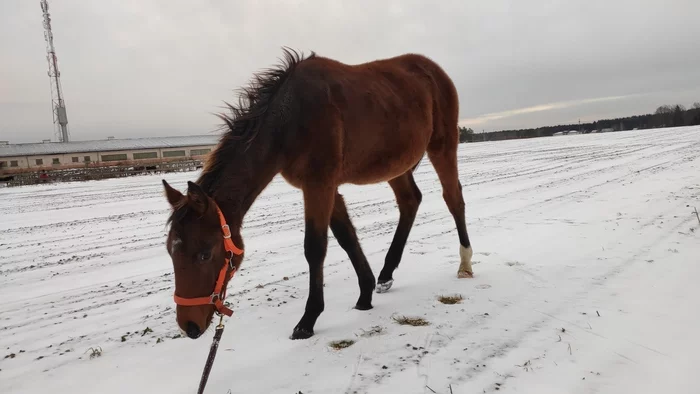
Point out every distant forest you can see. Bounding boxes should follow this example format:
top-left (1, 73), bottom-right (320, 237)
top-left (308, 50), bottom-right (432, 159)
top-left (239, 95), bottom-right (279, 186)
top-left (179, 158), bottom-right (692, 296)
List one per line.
top-left (459, 102), bottom-right (700, 143)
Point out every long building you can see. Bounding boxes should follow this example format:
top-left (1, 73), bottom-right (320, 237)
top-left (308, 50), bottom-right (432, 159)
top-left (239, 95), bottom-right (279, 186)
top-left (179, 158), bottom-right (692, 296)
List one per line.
top-left (0, 135), bottom-right (220, 175)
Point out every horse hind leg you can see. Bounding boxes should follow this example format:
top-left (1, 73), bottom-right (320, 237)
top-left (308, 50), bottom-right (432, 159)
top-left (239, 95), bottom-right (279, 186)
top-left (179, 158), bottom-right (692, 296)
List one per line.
top-left (329, 191), bottom-right (376, 309)
top-left (377, 171), bottom-right (422, 293)
top-left (427, 147), bottom-right (474, 278)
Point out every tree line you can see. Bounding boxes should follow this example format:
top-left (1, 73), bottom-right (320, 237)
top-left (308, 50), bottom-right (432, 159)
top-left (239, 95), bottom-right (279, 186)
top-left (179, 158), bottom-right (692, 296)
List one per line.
top-left (459, 102), bottom-right (700, 143)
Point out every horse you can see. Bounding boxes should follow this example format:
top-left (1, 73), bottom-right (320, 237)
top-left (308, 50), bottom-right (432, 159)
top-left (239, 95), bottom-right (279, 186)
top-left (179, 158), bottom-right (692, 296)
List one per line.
top-left (161, 48), bottom-right (475, 341)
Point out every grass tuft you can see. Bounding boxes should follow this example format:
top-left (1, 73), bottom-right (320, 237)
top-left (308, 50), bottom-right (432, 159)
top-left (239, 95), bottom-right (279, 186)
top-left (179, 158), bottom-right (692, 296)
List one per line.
top-left (356, 325), bottom-right (384, 338)
top-left (329, 339), bottom-right (355, 350)
top-left (85, 346), bottom-right (102, 359)
top-left (438, 294), bottom-right (464, 305)
top-left (392, 315), bottom-right (430, 326)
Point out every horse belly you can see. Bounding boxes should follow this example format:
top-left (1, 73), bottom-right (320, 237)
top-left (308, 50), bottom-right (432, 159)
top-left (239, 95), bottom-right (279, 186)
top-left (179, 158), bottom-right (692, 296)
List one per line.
top-left (342, 142), bottom-right (426, 185)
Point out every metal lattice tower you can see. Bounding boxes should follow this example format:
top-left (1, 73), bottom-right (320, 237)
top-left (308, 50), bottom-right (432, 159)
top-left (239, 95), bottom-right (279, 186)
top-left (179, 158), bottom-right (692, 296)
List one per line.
top-left (40, 0), bottom-right (70, 142)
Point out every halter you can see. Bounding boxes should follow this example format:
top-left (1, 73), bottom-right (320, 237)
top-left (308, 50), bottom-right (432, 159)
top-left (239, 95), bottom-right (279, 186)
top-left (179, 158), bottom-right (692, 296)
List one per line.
top-left (172, 203), bottom-right (244, 317)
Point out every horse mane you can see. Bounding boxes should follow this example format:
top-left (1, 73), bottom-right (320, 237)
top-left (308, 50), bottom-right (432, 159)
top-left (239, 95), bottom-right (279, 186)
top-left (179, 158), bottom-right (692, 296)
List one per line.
top-left (196, 47), bottom-right (315, 194)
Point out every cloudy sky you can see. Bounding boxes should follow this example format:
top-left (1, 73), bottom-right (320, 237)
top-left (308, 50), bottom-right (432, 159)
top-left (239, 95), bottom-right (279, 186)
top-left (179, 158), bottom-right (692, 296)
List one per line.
top-left (1, 0), bottom-right (699, 143)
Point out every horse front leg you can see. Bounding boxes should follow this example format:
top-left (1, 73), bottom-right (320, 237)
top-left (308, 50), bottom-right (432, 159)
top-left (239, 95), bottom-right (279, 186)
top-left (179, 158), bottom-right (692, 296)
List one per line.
top-left (290, 185), bottom-right (335, 340)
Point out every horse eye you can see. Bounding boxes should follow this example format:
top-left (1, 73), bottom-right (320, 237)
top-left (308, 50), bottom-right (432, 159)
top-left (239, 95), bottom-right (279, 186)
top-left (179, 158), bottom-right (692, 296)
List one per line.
top-left (198, 251), bottom-right (212, 261)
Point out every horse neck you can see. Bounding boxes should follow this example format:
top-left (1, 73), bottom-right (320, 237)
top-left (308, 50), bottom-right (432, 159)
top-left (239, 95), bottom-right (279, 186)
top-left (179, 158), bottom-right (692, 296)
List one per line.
top-left (200, 142), bottom-right (281, 229)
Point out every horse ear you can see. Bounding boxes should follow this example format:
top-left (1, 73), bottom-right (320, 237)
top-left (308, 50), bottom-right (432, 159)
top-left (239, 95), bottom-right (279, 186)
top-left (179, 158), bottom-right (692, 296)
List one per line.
top-left (162, 179), bottom-right (184, 207)
top-left (186, 181), bottom-right (209, 214)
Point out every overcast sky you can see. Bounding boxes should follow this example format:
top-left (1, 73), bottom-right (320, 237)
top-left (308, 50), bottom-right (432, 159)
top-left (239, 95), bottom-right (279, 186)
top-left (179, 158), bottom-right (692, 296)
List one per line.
top-left (2, 0), bottom-right (699, 143)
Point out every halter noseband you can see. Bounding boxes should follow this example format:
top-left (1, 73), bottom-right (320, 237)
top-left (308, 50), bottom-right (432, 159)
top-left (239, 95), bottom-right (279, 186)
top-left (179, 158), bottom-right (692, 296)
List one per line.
top-left (172, 203), bottom-right (244, 317)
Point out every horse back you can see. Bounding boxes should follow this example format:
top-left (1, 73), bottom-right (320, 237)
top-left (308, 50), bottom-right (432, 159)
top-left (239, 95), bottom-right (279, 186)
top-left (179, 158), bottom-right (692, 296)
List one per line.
top-left (282, 53), bottom-right (458, 185)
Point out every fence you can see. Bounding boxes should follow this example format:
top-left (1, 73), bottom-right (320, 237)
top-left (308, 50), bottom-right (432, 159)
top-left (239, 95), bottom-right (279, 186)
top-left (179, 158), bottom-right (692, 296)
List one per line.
top-left (1, 158), bottom-right (203, 187)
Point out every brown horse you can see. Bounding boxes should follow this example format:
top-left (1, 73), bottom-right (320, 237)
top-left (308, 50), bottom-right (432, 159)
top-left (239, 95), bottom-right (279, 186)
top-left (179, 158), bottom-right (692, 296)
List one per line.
top-left (162, 48), bottom-right (474, 340)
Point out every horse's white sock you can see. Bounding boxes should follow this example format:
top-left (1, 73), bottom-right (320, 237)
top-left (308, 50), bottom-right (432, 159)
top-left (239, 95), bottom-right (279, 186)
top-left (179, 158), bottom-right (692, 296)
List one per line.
top-left (458, 245), bottom-right (473, 278)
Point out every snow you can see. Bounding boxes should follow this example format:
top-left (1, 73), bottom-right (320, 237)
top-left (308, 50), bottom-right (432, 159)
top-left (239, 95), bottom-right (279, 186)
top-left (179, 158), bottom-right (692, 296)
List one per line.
top-left (1, 126), bottom-right (699, 394)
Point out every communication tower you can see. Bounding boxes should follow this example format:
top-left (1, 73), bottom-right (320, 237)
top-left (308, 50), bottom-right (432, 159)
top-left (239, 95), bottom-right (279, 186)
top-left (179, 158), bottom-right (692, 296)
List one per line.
top-left (40, 0), bottom-right (70, 142)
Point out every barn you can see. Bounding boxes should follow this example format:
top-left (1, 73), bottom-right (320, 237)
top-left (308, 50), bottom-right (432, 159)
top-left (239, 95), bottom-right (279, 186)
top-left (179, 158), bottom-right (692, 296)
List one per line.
top-left (0, 135), bottom-right (220, 175)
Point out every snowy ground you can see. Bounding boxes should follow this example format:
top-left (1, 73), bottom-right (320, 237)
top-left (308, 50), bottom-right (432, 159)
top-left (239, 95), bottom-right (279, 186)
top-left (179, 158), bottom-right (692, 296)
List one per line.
top-left (1, 126), bottom-right (699, 394)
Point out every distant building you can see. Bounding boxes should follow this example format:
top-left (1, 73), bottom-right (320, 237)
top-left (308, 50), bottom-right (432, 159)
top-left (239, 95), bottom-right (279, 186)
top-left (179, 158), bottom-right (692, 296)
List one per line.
top-left (0, 135), bottom-right (219, 175)
top-left (552, 130), bottom-right (581, 136)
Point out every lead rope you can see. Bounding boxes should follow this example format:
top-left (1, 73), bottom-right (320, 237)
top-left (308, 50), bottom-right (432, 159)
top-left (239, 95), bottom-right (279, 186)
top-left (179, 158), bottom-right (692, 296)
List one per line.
top-left (197, 314), bottom-right (226, 394)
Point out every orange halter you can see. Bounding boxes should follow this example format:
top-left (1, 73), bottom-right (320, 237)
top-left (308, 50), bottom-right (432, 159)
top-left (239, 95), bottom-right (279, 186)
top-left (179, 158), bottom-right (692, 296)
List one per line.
top-left (172, 204), bottom-right (244, 317)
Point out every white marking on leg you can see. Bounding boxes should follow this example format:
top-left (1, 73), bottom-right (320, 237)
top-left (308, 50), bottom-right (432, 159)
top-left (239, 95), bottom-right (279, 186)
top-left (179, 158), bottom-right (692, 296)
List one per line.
top-left (458, 245), bottom-right (474, 278)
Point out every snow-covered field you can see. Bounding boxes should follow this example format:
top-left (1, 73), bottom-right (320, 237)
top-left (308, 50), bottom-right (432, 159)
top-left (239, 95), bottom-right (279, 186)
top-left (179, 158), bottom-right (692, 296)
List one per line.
top-left (1, 126), bottom-right (699, 394)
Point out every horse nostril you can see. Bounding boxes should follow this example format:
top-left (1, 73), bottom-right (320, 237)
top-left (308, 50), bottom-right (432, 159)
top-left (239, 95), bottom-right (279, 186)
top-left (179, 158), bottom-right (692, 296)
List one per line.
top-left (186, 321), bottom-right (201, 339)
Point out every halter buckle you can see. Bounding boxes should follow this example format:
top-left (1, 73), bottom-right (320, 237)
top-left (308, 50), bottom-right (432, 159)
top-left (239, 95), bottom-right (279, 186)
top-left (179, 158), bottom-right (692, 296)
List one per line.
top-left (222, 224), bottom-right (231, 239)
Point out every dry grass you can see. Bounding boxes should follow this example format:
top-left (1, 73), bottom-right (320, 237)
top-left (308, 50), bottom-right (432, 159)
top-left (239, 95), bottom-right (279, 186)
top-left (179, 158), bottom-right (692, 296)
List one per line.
top-left (437, 294), bottom-right (464, 305)
top-left (392, 315), bottom-right (430, 327)
top-left (329, 339), bottom-right (355, 350)
top-left (85, 346), bottom-right (102, 359)
top-left (356, 325), bottom-right (384, 338)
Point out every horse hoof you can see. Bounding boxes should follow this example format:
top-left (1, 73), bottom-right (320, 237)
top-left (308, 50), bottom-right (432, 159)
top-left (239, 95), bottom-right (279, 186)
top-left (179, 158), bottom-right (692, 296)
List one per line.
top-left (457, 270), bottom-right (473, 279)
top-left (290, 327), bottom-right (314, 340)
top-left (376, 279), bottom-right (393, 293)
top-left (355, 302), bottom-right (373, 311)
